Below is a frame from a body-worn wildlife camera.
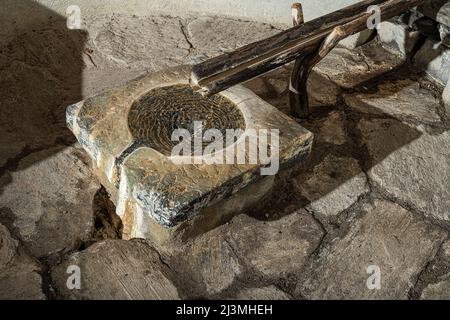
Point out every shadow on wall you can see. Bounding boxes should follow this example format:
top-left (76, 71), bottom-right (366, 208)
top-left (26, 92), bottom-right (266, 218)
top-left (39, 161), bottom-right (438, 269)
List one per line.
top-left (0, 0), bottom-right (86, 191)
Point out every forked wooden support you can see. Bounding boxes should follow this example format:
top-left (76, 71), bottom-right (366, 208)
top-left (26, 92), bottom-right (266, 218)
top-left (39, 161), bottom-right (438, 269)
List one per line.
top-left (290, 3), bottom-right (349, 118)
top-left (190, 0), bottom-right (426, 118)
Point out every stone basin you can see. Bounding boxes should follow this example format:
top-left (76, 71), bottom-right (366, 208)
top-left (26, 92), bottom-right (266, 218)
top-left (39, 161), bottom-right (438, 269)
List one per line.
top-left (67, 65), bottom-right (313, 246)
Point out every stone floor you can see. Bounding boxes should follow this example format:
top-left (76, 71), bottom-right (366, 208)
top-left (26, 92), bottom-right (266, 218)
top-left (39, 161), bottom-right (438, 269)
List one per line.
top-left (0, 14), bottom-right (449, 300)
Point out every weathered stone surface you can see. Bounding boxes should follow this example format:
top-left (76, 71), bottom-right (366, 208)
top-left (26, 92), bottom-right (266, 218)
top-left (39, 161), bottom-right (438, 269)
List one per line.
top-left (226, 213), bottom-right (324, 279)
top-left (79, 14), bottom-right (285, 97)
top-left (439, 23), bottom-right (450, 47)
top-left (267, 75), bottom-right (289, 97)
top-left (0, 61), bottom-right (73, 169)
top-left (315, 42), bottom-right (405, 89)
top-left (339, 29), bottom-right (375, 49)
top-left (69, 65), bottom-right (313, 236)
top-left (413, 238), bottom-right (450, 300)
top-left (442, 76), bottom-right (450, 111)
top-left (86, 15), bottom-right (190, 71)
top-left (307, 71), bottom-right (341, 108)
top-left (400, 11), bottom-right (440, 40)
top-left (316, 111), bottom-right (347, 145)
top-left (421, 279), bottom-right (450, 300)
top-left (6, 12), bottom-right (450, 300)
top-left (0, 146), bottom-right (100, 258)
top-left (0, 224), bottom-right (17, 270)
top-left (0, 137), bottom-right (26, 170)
top-left (171, 211), bottom-right (323, 297)
top-left (130, 176), bottom-right (274, 248)
top-left (0, 255), bottom-right (45, 300)
top-left (171, 228), bottom-right (244, 297)
top-left (244, 67), bottom-right (340, 111)
top-left (0, 224), bottom-right (45, 300)
top-left (413, 38), bottom-right (450, 85)
top-left (242, 69), bottom-right (291, 116)
top-left (244, 66), bottom-right (290, 98)
top-left (244, 77), bottom-right (272, 98)
top-left (399, 9), bottom-right (425, 28)
top-left (418, 0), bottom-right (450, 28)
top-left (358, 118), bottom-right (450, 225)
top-left (187, 17), bottom-right (280, 58)
top-left (234, 286), bottom-right (290, 300)
top-left (81, 66), bottom-right (147, 99)
top-left (0, 21), bottom-right (86, 169)
top-left (442, 240), bottom-right (450, 260)
top-left (297, 199), bottom-right (447, 299)
top-left (293, 154), bottom-right (369, 217)
top-left (377, 20), bottom-right (421, 56)
top-left (344, 79), bottom-right (442, 126)
top-left (80, 14), bottom-right (207, 97)
top-left (51, 239), bottom-right (180, 300)
top-left (80, 15), bottom-right (193, 96)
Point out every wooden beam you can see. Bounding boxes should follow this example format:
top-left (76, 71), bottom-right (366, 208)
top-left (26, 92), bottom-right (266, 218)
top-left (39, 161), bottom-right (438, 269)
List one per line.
top-left (191, 0), bottom-right (426, 96)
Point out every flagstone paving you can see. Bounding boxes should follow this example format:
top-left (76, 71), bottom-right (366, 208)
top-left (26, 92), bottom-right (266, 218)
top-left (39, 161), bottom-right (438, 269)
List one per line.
top-left (0, 13), bottom-right (448, 300)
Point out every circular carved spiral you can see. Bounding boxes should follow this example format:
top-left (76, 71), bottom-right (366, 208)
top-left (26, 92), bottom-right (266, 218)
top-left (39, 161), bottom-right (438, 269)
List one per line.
top-left (128, 85), bottom-right (245, 156)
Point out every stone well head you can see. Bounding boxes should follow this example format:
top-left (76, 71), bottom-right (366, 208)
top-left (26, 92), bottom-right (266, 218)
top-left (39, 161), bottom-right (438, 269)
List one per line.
top-left (127, 84), bottom-right (246, 156)
top-left (67, 65), bottom-right (313, 245)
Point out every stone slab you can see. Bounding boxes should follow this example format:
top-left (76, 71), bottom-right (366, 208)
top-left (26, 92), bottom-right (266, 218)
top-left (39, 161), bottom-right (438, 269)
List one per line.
top-left (186, 16), bottom-right (280, 58)
top-left (413, 38), bottom-right (450, 85)
top-left (169, 210), bottom-right (323, 297)
top-left (0, 146), bottom-right (100, 258)
top-left (86, 15), bottom-right (190, 72)
top-left (293, 154), bottom-right (369, 217)
top-left (68, 65), bottom-right (313, 232)
top-left (0, 224), bottom-right (45, 300)
top-left (439, 23), bottom-right (450, 47)
top-left (297, 199), bottom-right (446, 299)
top-left (339, 29), bottom-right (375, 49)
top-left (316, 111), bottom-right (347, 145)
top-left (226, 212), bottom-right (324, 279)
top-left (358, 118), bottom-right (450, 225)
top-left (170, 228), bottom-right (244, 297)
top-left (377, 20), bottom-right (421, 56)
top-left (51, 239), bottom-right (180, 300)
top-left (344, 78), bottom-right (442, 126)
top-left (127, 175), bottom-right (275, 247)
top-left (421, 278), bottom-right (450, 300)
top-left (234, 286), bottom-right (290, 300)
top-left (315, 42), bottom-right (405, 89)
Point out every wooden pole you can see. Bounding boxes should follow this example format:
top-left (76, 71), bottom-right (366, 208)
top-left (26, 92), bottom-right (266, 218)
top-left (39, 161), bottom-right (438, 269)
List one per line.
top-left (190, 0), bottom-right (426, 99)
top-left (289, 3), bottom-right (308, 118)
